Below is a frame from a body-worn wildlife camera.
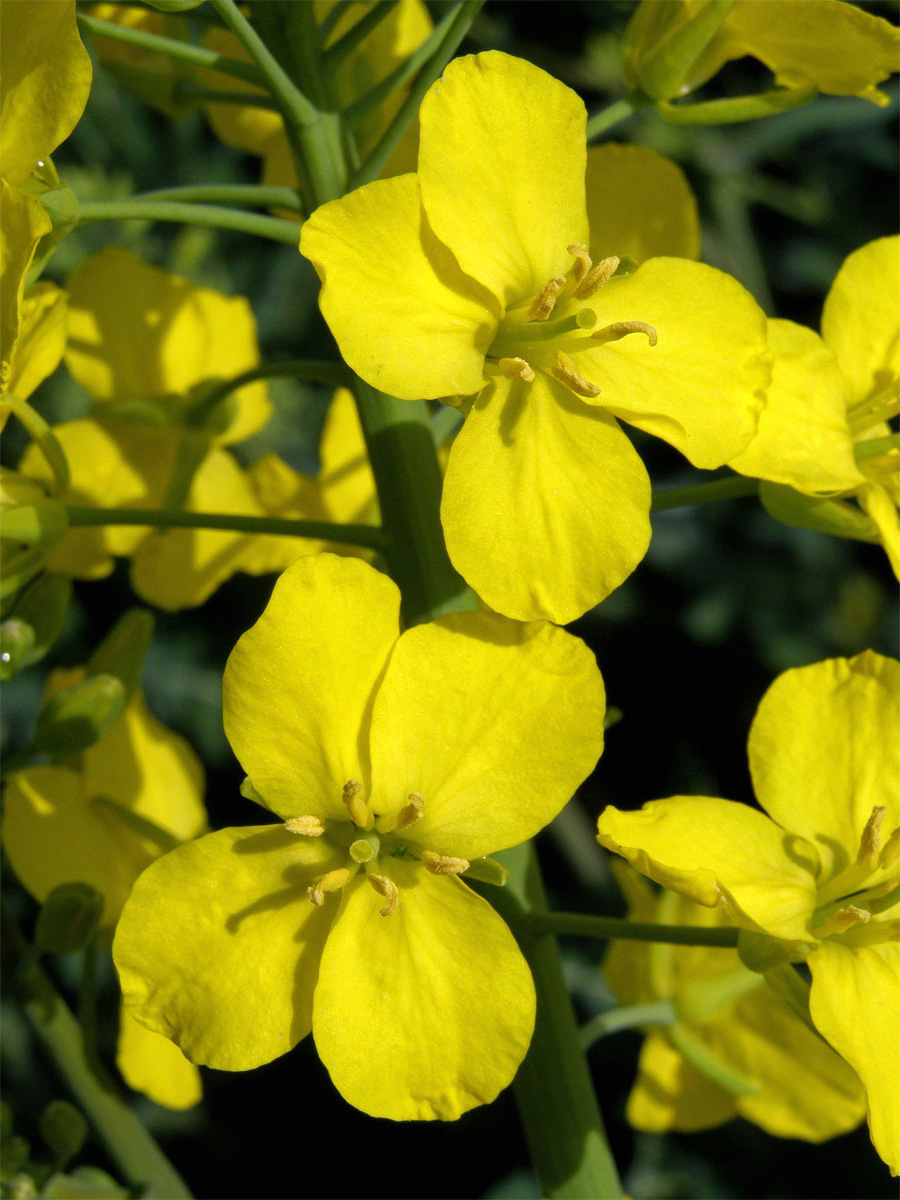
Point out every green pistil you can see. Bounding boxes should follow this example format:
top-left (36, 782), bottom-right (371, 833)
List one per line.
top-left (489, 308), bottom-right (596, 357)
top-left (349, 832), bottom-right (381, 863)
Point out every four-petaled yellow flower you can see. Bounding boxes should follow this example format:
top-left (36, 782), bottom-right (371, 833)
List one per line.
top-left (113, 554), bottom-right (607, 1119)
top-left (597, 652), bottom-right (900, 1174)
top-left (301, 51), bottom-right (770, 623)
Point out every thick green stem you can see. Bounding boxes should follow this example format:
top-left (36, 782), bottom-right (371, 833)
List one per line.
top-left (523, 911), bottom-right (741, 946)
top-left (651, 473), bottom-right (759, 511)
top-left (76, 200), bottom-right (301, 245)
top-left (490, 844), bottom-right (622, 1199)
top-left (65, 507), bottom-right (386, 553)
top-left (138, 183), bottom-right (303, 212)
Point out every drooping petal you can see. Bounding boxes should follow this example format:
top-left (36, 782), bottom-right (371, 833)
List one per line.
top-left (809, 940), bottom-right (900, 1174)
top-left (312, 862), bottom-right (535, 1120)
top-left (1, 182), bottom-right (52, 388)
top-left (223, 555), bottom-right (401, 821)
top-left (368, 610), bottom-right (605, 857)
top-left (300, 174), bottom-right (495, 400)
top-left (730, 319), bottom-right (863, 493)
top-left (858, 482), bottom-right (900, 581)
top-left (318, 387), bottom-right (377, 524)
top-left (0, 0), bottom-right (92, 187)
top-left (627, 1031), bottom-right (739, 1132)
top-left (114, 826), bottom-right (341, 1070)
top-left (747, 652), bottom-right (900, 887)
top-left (4, 283), bottom-right (68, 402)
top-left (417, 52), bottom-right (588, 311)
top-left (116, 1005), bottom-right (202, 1110)
top-left (821, 236), bottom-right (900, 406)
top-left (441, 374), bottom-right (651, 623)
top-left (579, 258), bottom-right (769, 468)
top-left (586, 143), bottom-right (700, 263)
top-left (597, 797), bottom-right (819, 941)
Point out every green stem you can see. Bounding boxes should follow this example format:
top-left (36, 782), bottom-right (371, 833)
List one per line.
top-left (65, 507), bottom-right (386, 552)
top-left (579, 1001), bottom-right (676, 1050)
top-left (523, 911), bottom-right (741, 947)
top-left (651, 474), bottom-right (759, 511)
top-left (585, 90), bottom-right (653, 141)
top-left (5, 394), bottom-right (70, 495)
top-left (184, 359), bottom-right (351, 426)
top-left (490, 844), bottom-right (622, 1199)
top-left (76, 200), bottom-right (301, 245)
top-left (76, 11), bottom-right (263, 85)
top-left (3, 907), bottom-right (192, 1199)
top-left (323, 0), bottom-right (398, 68)
top-left (173, 82), bottom-right (280, 111)
top-left (317, 0), bottom-right (356, 46)
top-left (137, 183), bottom-right (303, 212)
top-left (349, 0), bottom-right (485, 189)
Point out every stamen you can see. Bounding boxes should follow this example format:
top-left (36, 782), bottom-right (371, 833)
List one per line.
top-left (565, 243), bottom-right (592, 291)
top-left (528, 275), bottom-right (567, 321)
top-left (421, 850), bottom-right (470, 876)
top-left (592, 320), bottom-right (657, 347)
top-left (368, 872), bottom-right (399, 916)
top-left (395, 792), bottom-right (425, 832)
top-left (880, 827), bottom-right (900, 870)
top-left (552, 351), bottom-right (601, 399)
top-left (284, 815), bottom-right (325, 837)
top-left (308, 866), bottom-right (352, 907)
top-left (342, 779), bottom-right (369, 828)
top-left (820, 904), bottom-right (871, 936)
top-left (857, 806), bottom-right (886, 870)
top-left (498, 356), bottom-right (536, 383)
top-left (574, 255), bottom-right (619, 300)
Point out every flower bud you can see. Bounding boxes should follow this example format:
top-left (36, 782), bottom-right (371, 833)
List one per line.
top-left (33, 674), bottom-right (126, 759)
top-left (35, 883), bottom-right (104, 954)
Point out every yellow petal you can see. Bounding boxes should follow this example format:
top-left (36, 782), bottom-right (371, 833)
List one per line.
top-left (441, 374), bottom-right (651, 622)
top-left (597, 797), bottom-right (819, 941)
top-left (1, 182), bottom-right (52, 387)
top-left (417, 52), bottom-right (588, 311)
top-left (301, 174), bottom-right (495, 399)
top-left (318, 387), bottom-right (377, 524)
top-left (586, 143), bottom-right (700, 264)
top-left (858, 482), bottom-right (900, 581)
top-left (627, 1030), bottom-right (738, 1133)
top-left (4, 283), bottom-right (68, 402)
top-left (368, 611), bottom-right (605, 858)
top-left (580, 257), bottom-right (769, 468)
top-left (809, 940), bottom-right (900, 1174)
top-left (65, 248), bottom-right (271, 443)
top-left (748, 652), bottom-right (900, 887)
top-left (0, 0), bottom-right (92, 187)
top-left (116, 1004), bottom-right (202, 1110)
top-left (223, 556), bottom-right (400, 821)
top-left (114, 826), bottom-right (341, 1070)
top-left (821, 236), bottom-right (900, 407)
top-left (313, 862), bottom-right (534, 1120)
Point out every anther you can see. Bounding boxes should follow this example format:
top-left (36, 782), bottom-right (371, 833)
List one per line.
top-left (880, 826), bottom-right (900, 870)
top-left (528, 275), bottom-right (567, 321)
top-left (820, 905), bottom-right (871, 936)
top-left (368, 873), bottom-right (399, 916)
top-left (574, 255), bottom-right (619, 300)
top-left (498, 356), bottom-right (536, 383)
top-left (565, 243), bottom-right (592, 291)
top-left (552, 351), bottom-right (601, 399)
top-left (421, 850), bottom-right (470, 876)
top-left (857, 806), bottom-right (886, 870)
top-left (342, 779), bottom-right (369, 828)
top-left (284, 815), bottom-right (325, 837)
top-left (308, 867), bottom-right (352, 907)
top-left (592, 320), bottom-right (657, 347)
top-left (395, 792), bottom-right (425, 832)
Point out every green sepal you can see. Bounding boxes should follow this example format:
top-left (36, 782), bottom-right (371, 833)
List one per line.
top-left (622, 0), bottom-right (736, 99)
top-left (35, 884), bottom-right (105, 955)
top-left (462, 855), bottom-right (508, 887)
top-left (763, 962), bottom-right (817, 1035)
top-left (603, 706), bottom-right (623, 731)
top-left (0, 620), bottom-right (36, 681)
top-left (86, 609), bottom-right (155, 700)
top-left (40, 1102), bottom-right (88, 1168)
top-left (21, 159), bottom-right (79, 284)
top-left (737, 928), bottom-right (812, 973)
top-left (5, 574), bottom-right (73, 674)
top-left (0, 1135), bottom-right (31, 1178)
top-left (760, 481), bottom-right (879, 543)
top-left (0, 502), bottom-right (69, 548)
top-left (32, 674), bottom-right (127, 759)
top-left (41, 1168), bottom-right (130, 1199)
top-left (657, 85), bottom-right (817, 125)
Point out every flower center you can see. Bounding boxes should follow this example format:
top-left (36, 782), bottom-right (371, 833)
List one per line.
top-left (283, 781), bottom-right (470, 917)
top-left (484, 244), bottom-right (657, 399)
top-left (811, 805), bottom-right (900, 943)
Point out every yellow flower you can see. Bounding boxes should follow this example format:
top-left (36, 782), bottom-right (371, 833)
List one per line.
top-left (731, 237), bottom-right (899, 578)
top-left (113, 554), bottom-right (607, 1119)
top-left (597, 651), bottom-right (900, 1174)
top-left (605, 866), bottom-right (866, 1141)
top-left (624, 0), bottom-right (900, 108)
top-left (2, 667), bottom-right (207, 1110)
top-left (301, 52), bottom-right (769, 622)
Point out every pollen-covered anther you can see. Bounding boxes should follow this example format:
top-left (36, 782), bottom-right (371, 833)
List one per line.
top-left (552, 351), bottom-right (601, 399)
top-left (342, 778), bottom-right (369, 828)
top-left (284, 815), bottom-right (325, 837)
top-left (395, 791), bottom-right (425, 832)
top-left (368, 872), bottom-right (399, 916)
top-left (498, 356), bottom-right (536, 383)
top-left (857, 805), bottom-right (886, 870)
top-left (565, 243), bottom-right (591, 290)
top-left (421, 850), bottom-right (470, 876)
top-left (821, 904), bottom-right (871, 936)
top-left (527, 274), bottom-right (567, 321)
top-left (880, 826), bottom-right (900, 870)
top-left (592, 320), bottom-right (657, 347)
top-left (307, 866), bottom-right (352, 907)
top-left (574, 255), bottom-right (619, 300)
